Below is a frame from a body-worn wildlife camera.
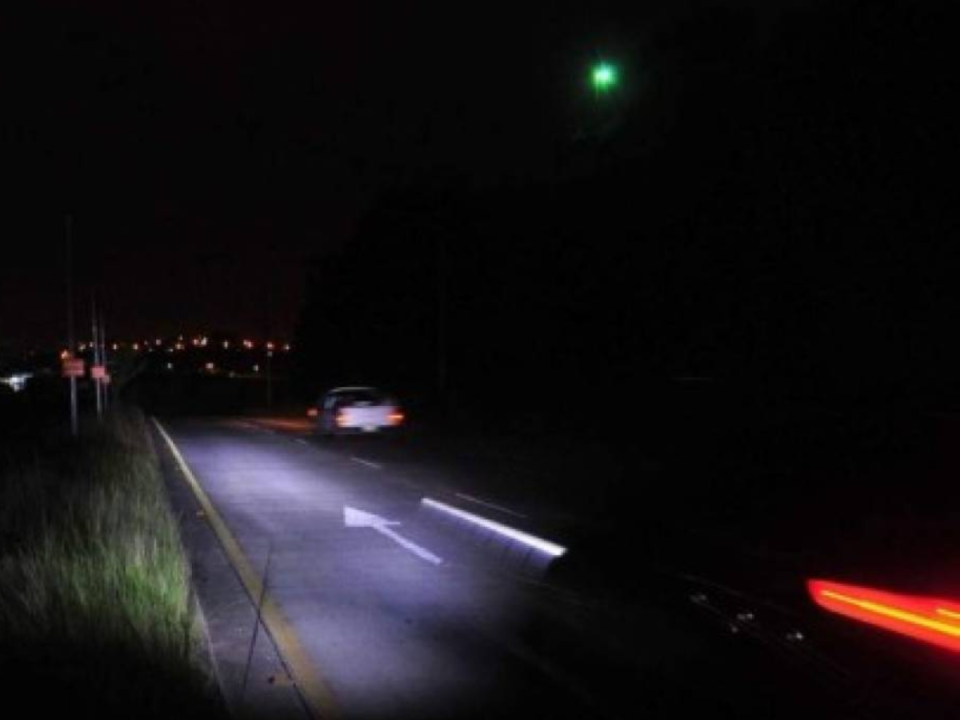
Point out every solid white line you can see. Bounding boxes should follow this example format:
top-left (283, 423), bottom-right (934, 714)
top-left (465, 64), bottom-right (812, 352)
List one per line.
top-left (351, 457), bottom-right (382, 470)
top-left (455, 492), bottom-right (527, 519)
top-left (421, 497), bottom-right (567, 558)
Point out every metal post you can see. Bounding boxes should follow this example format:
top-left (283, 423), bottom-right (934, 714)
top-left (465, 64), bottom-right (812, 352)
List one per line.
top-left (265, 247), bottom-right (274, 411)
top-left (100, 309), bottom-right (108, 410)
top-left (92, 297), bottom-right (102, 419)
top-left (266, 346), bottom-right (273, 410)
top-left (65, 214), bottom-right (78, 437)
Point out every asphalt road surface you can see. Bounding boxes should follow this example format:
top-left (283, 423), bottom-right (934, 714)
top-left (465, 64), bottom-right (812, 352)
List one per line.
top-left (161, 418), bottom-right (608, 720)
top-left (157, 417), bottom-right (895, 720)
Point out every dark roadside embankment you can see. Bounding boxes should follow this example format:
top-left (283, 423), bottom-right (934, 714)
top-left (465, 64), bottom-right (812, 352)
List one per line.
top-left (0, 398), bottom-right (225, 719)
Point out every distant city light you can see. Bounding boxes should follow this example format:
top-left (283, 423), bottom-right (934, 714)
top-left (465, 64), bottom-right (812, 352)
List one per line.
top-left (70, 334), bottom-right (290, 361)
top-left (0, 373), bottom-right (31, 393)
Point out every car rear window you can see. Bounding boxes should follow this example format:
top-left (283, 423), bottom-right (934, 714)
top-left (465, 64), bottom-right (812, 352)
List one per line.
top-left (336, 390), bottom-right (383, 405)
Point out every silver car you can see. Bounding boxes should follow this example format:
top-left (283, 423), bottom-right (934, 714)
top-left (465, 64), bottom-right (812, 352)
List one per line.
top-left (314, 386), bottom-right (404, 435)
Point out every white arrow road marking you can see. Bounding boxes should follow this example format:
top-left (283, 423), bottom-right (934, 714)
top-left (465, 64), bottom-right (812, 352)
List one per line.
top-left (344, 506), bottom-right (443, 565)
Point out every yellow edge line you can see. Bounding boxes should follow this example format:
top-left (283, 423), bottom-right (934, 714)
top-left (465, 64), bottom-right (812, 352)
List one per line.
top-left (153, 418), bottom-right (340, 720)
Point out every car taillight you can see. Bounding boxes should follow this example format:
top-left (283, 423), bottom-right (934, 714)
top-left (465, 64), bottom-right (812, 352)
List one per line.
top-left (808, 578), bottom-right (960, 652)
top-left (388, 411), bottom-right (404, 425)
top-left (307, 407), bottom-right (319, 418)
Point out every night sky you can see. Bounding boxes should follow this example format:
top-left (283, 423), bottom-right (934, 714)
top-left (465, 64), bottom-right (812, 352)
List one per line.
top-left (0, 1), bottom-right (837, 348)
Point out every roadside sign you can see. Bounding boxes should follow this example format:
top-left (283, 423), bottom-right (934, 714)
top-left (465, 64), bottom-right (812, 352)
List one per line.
top-left (62, 358), bottom-right (85, 378)
top-left (90, 365), bottom-right (106, 379)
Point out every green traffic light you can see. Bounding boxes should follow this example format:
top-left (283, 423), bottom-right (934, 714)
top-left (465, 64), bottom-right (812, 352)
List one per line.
top-left (591, 62), bottom-right (618, 93)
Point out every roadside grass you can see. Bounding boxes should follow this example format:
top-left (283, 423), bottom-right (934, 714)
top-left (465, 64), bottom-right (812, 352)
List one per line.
top-left (0, 408), bottom-right (225, 718)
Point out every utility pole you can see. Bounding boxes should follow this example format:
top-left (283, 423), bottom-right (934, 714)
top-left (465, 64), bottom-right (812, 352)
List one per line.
top-left (100, 309), bottom-right (108, 410)
top-left (266, 343), bottom-right (274, 411)
top-left (436, 232), bottom-right (447, 397)
top-left (92, 296), bottom-right (102, 419)
top-left (65, 214), bottom-right (79, 437)
top-left (393, 209), bottom-right (450, 398)
top-left (264, 241), bottom-right (275, 411)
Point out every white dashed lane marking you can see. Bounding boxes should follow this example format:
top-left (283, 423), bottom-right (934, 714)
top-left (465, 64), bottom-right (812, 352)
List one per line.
top-left (350, 457), bottom-right (383, 470)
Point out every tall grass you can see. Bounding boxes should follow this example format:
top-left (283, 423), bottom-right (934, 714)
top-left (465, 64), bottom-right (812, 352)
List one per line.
top-left (0, 409), bottom-right (224, 718)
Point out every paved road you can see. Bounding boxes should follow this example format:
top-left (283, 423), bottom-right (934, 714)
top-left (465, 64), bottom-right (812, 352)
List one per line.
top-left (161, 417), bottom-right (902, 720)
top-left (162, 418), bottom-right (602, 720)
top-left (246, 416), bottom-right (609, 535)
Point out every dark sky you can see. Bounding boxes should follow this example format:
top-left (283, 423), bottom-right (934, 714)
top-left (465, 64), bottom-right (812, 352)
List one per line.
top-left (0, 1), bottom-right (799, 348)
